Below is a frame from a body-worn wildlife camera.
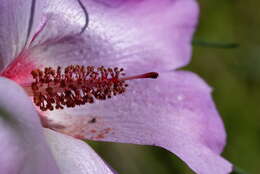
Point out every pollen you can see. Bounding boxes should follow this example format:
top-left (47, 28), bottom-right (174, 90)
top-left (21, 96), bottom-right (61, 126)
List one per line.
top-left (29, 65), bottom-right (159, 111)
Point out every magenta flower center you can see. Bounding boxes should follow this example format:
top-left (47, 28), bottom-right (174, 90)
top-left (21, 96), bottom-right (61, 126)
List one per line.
top-left (23, 65), bottom-right (158, 111)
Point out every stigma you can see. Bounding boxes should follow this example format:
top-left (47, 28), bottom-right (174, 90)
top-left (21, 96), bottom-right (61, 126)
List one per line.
top-left (23, 65), bottom-right (159, 111)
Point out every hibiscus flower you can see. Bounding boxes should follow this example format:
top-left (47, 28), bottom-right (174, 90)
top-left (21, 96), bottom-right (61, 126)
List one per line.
top-left (0, 0), bottom-right (232, 174)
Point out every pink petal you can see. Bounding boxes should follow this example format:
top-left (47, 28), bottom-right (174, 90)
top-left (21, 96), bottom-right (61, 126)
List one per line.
top-left (42, 71), bottom-right (232, 174)
top-left (44, 129), bottom-right (116, 174)
top-left (2, 0), bottom-right (198, 86)
top-left (20, 0), bottom-right (198, 73)
top-left (85, 0), bottom-right (199, 70)
top-left (0, 0), bottom-right (43, 68)
top-left (0, 77), bottom-right (60, 174)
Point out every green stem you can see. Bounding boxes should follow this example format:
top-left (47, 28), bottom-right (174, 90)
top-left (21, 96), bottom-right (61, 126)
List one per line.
top-left (192, 40), bottom-right (240, 49)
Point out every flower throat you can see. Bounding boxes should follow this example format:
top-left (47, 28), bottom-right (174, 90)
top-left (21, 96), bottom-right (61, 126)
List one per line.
top-left (24, 65), bottom-right (158, 111)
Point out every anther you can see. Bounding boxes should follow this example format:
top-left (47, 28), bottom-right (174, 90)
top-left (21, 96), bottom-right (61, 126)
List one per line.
top-left (24, 65), bottom-right (159, 111)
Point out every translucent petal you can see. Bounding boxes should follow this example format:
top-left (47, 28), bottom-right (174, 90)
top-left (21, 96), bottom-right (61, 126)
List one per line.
top-left (44, 129), bottom-right (116, 174)
top-left (0, 77), bottom-right (60, 174)
top-left (0, 0), bottom-right (42, 68)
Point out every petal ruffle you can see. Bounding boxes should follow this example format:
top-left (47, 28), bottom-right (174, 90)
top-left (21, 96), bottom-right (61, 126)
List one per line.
top-left (44, 129), bottom-right (116, 174)
top-left (42, 71), bottom-right (232, 174)
top-left (0, 77), bottom-right (60, 174)
top-left (0, 0), bottom-right (43, 69)
top-left (28, 0), bottom-right (88, 47)
top-left (0, 0), bottom-right (88, 83)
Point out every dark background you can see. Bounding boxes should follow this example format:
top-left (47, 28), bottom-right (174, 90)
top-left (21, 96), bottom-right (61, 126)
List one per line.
top-left (89, 0), bottom-right (260, 173)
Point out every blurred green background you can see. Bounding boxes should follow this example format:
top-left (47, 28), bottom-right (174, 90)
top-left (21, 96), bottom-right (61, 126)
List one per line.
top-left (89, 0), bottom-right (260, 173)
